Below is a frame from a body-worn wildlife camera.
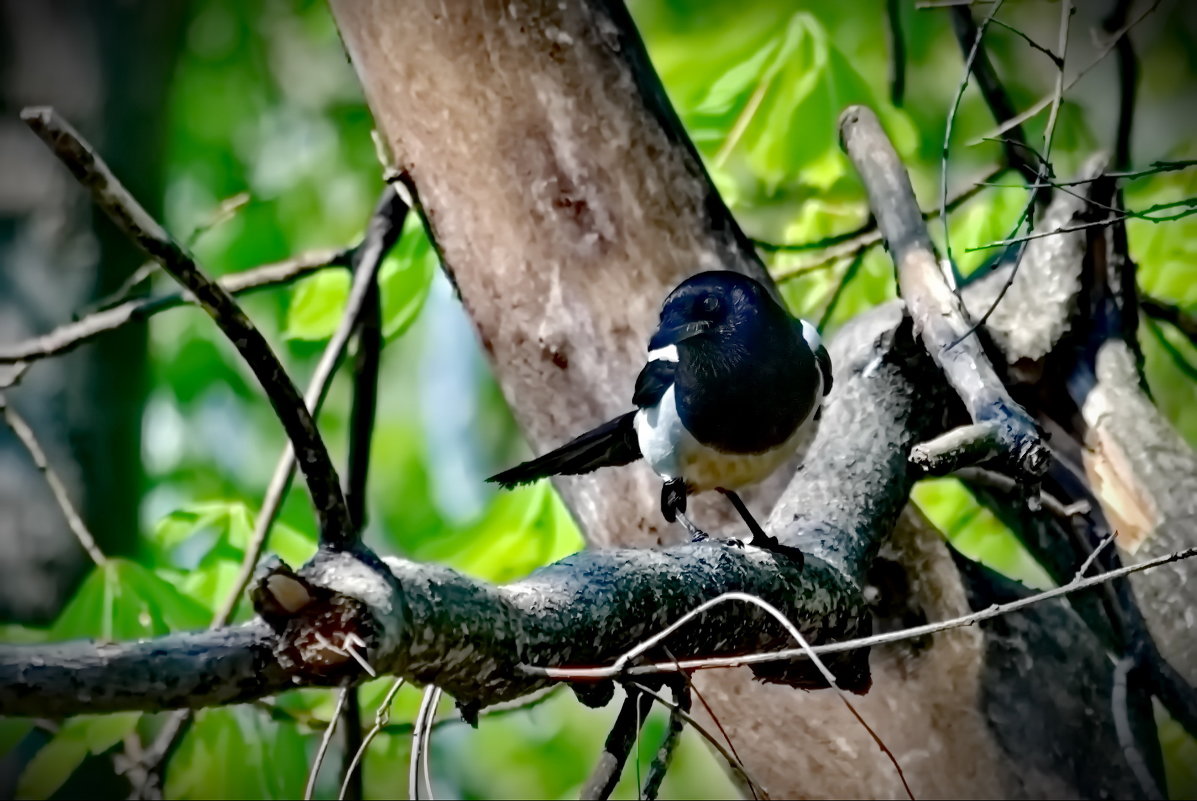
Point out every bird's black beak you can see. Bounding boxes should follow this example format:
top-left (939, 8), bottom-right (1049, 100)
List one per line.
top-left (649, 320), bottom-right (712, 350)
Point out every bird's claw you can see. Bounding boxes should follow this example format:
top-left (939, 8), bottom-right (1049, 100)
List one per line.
top-left (749, 532), bottom-right (805, 569)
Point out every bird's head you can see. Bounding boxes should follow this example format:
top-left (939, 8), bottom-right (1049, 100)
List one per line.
top-left (648, 270), bottom-right (776, 352)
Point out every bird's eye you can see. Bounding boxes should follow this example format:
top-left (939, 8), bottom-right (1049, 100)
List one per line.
top-left (700, 295), bottom-right (720, 315)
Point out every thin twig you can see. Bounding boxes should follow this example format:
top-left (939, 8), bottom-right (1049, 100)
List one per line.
top-left (948, 0), bottom-right (1074, 350)
top-left (306, 686), bottom-right (351, 800)
top-left (1103, 0), bottom-right (1138, 171)
top-left (989, 18), bottom-right (1060, 66)
top-left (968, 0), bottom-right (1163, 147)
top-left (641, 683), bottom-right (689, 801)
top-left (525, 546), bottom-right (1197, 678)
top-left (339, 677), bottom-right (406, 800)
top-left (942, 0), bottom-right (1008, 279)
top-left (682, 594), bottom-right (916, 799)
top-left (0, 397), bottom-right (105, 567)
top-left (1073, 530), bottom-right (1119, 581)
top-left (1145, 316), bottom-right (1197, 382)
top-left (409, 686), bottom-right (442, 801)
top-left (1142, 295), bottom-right (1197, 345)
top-left (817, 249), bottom-right (867, 332)
top-left (628, 683), bottom-right (766, 801)
top-left (1112, 658), bottom-right (1164, 798)
top-left (0, 249), bottom-right (351, 366)
top-left (757, 166), bottom-right (1000, 259)
top-left (22, 106), bottom-right (354, 548)
top-left (887, 0), bottom-right (907, 106)
top-left (964, 200), bottom-right (1197, 251)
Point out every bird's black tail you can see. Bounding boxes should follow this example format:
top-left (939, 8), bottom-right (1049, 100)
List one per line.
top-left (487, 412), bottom-right (641, 489)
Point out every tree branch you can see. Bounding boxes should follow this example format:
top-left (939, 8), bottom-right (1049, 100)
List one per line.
top-left (1142, 295), bottom-right (1197, 346)
top-left (0, 248), bottom-right (350, 365)
top-left (580, 688), bottom-right (650, 800)
top-left (641, 683), bottom-right (688, 801)
top-left (948, 4), bottom-right (1043, 189)
top-left (21, 106), bottom-right (355, 550)
top-left (838, 105), bottom-right (1048, 480)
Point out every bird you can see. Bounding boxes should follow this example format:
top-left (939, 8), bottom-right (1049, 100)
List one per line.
top-left (487, 270), bottom-right (831, 565)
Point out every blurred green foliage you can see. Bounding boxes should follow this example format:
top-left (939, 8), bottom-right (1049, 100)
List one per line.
top-left (4, 0), bottom-right (1196, 798)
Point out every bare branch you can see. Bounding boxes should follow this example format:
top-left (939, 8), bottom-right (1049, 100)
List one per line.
top-left (0, 249), bottom-right (350, 366)
top-left (214, 186), bottom-right (409, 625)
top-left (0, 398), bottom-right (106, 567)
top-left (580, 688), bottom-right (650, 800)
top-left (339, 678), bottom-right (406, 800)
top-left (21, 106), bottom-right (354, 549)
top-left (1142, 295), bottom-right (1197, 346)
top-left (838, 105), bottom-right (1048, 479)
top-left (305, 686), bottom-right (351, 800)
top-left (641, 683), bottom-right (688, 801)
top-left (629, 683), bottom-right (765, 800)
top-left (969, 0), bottom-right (1163, 147)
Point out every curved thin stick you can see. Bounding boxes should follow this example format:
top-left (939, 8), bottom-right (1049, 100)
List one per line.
top-left (409, 686), bottom-right (442, 800)
top-left (339, 677), bottom-right (406, 800)
top-left (629, 683), bottom-right (765, 800)
top-left (306, 686), bottom-right (351, 800)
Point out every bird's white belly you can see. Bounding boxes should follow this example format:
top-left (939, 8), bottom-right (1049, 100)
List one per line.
top-left (633, 384), bottom-right (818, 492)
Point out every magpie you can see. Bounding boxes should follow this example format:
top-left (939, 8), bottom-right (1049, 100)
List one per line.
top-left (487, 270), bottom-right (831, 564)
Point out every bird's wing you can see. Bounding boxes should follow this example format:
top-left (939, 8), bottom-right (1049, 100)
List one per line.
top-left (632, 358), bottom-right (676, 408)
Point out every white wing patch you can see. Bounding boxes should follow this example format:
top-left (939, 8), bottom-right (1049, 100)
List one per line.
top-left (798, 319), bottom-right (822, 353)
top-left (647, 344), bottom-right (679, 363)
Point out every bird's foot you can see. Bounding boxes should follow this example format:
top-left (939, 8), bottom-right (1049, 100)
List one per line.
top-left (746, 529), bottom-right (805, 569)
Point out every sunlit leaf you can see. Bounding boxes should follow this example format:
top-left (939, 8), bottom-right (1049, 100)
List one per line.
top-left (284, 268), bottom-right (350, 341)
top-left (50, 560), bottom-right (210, 642)
top-left (381, 216), bottom-right (437, 340)
top-left (415, 482), bottom-right (583, 583)
top-left (912, 479), bottom-right (1053, 590)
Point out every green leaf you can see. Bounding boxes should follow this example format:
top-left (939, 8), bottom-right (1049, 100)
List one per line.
top-left (284, 268), bottom-right (349, 341)
top-left (17, 713), bottom-right (140, 799)
top-left (151, 501), bottom-right (315, 572)
top-left (913, 479), bottom-right (1053, 590)
top-left (416, 482), bottom-right (583, 582)
top-left (381, 216), bottom-right (437, 340)
top-left (49, 559), bottom-right (210, 642)
top-left (151, 502), bottom-right (316, 614)
top-left (165, 707), bottom-right (305, 800)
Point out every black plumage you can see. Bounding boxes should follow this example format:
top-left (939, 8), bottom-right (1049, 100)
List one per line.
top-left (487, 270), bottom-right (830, 561)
